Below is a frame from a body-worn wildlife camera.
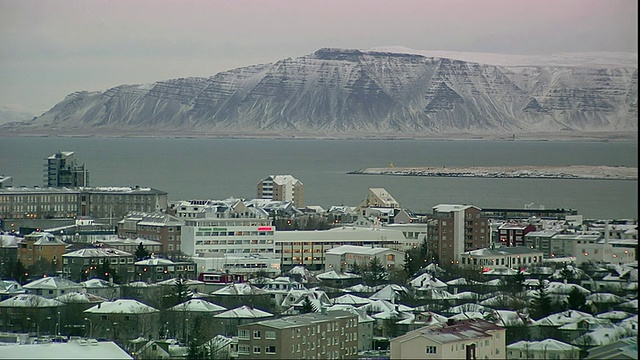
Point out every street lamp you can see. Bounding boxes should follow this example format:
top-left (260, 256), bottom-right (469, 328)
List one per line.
top-left (84, 318), bottom-right (93, 338)
top-left (56, 311), bottom-right (61, 336)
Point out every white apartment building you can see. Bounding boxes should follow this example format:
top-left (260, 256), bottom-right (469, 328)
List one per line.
top-left (257, 175), bottom-right (304, 208)
top-left (181, 217), bottom-right (276, 259)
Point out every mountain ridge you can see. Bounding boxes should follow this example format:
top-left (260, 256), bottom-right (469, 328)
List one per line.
top-left (2, 48), bottom-right (637, 140)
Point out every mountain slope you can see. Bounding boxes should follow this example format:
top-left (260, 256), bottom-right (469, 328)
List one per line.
top-left (4, 48), bottom-right (637, 139)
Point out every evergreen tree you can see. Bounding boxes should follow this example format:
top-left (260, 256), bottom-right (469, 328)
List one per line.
top-left (363, 256), bottom-right (387, 286)
top-left (300, 297), bottom-right (315, 314)
top-left (530, 281), bottom-right (554, 320)
top-left (567, 286), bottom-right (588, 312)
top-left (135, 242), bottom-right (150, 260)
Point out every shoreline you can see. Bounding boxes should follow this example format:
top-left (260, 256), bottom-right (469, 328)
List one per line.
top-left (348, 165), bottom-right (638, 181)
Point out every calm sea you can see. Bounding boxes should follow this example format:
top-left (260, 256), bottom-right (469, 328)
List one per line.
top-left (0, 137), bottom-right (637, 220)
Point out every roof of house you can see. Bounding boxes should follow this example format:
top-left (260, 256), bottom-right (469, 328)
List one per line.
top-left (586, 337), bottom-right (638, 360)
top-left (0, 294), bottom-right (63, 308)
top-left (55, 292), bottom-right (108, 304)
top-left (0, 340), bottom-right (133, 359)
top-left (84, 299), bottom-right (159, 314)
top-left (213, 305), bottom-right (273, 319)
top-left (534, 310), bottom-right (595, 327)
top-left (241, 310), bottom-right (355, 330)
top-left (168, 299), bottom-right (226, 313)
top-left (393, 318), bottom-right (504, 345)
top-left (210, 283), bottom-right (266, 296)
top-left (325, 245), bottom-right (401, 256)
top-left (508, 339), bottom-right (580, 352)
top-left (63, 248), bottom-right (133, 258)
top-left (316, 271), bottom-right (361, 280)
top-left (23, 277), bottom-right (82, 290)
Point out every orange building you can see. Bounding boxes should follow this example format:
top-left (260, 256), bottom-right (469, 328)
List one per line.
top-left (17, 232), bottom-right (68, 273)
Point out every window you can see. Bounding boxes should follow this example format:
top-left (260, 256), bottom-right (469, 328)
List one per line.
top-left (265, 331), bottom-right (276, 339)
top-left (253, 346), bottom-right (261, 354)
top-left (253, 330), bottom-right (261, 339)
top-left (238, 330), bottom-right (249, 340)
top-left (238, 345), bottom-right (250, 355)
top-left (265, 345), bottom-right (276, 354)
top-left (426, 346), bottom-right (437, 354)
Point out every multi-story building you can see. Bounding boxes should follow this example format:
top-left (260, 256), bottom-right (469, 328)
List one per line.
top-left (0, 186), bottom-right (168, 221)
top-left (117, 211), bottom-right (183, 254)
top-left (324, 245), bottom-right (405, 273)
top-left (17, 232), bottom-right (67, 273)
top-left (236, 310), bottom-right (359, 359)
top-left (390, 319), bottom-right (506, 360)
top-left (95, 237), bottom-right (163, 255)
top-left (181, 217), bottom-right (276, 259)
top-left (524, 230), bottom-right (558, 257)
top-left (257, 175), bottom-right (304, 208)
top-left (275, 226), bottom-right (407, 271)
top-left (546, 233), bottom-right (600, 258)
top-left (61, 248), bottom-right (135, 283)
top-left (134, 257), bottom-right (196, 283)
top-left (497, 222), bottom-right (537, 247)
top-left (427, 204), bottom-right (491, 265)
top-left (44, 151), bottom-right (89, 188)
top-left (459, 246), bottom-right (544, 270)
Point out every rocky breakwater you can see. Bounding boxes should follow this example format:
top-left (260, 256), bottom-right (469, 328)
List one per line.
top-left (347, 165), bottom-right (638, 180)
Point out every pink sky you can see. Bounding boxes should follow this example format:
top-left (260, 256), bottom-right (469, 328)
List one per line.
top-left (0, 0), bottom-right (637, 111)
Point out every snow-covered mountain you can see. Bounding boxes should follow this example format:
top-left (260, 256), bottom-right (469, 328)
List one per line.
top-left (4, 48), bottom-right (637, 139)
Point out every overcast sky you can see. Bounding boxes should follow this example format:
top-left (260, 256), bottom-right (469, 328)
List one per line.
top-left (1, 0), bottom-right (637, 112)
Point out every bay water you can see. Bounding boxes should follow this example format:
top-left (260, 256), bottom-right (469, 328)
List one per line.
top-left (0, 137), bottom-right (637, 220)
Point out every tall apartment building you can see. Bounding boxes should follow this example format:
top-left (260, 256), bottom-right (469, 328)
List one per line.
top-left (257, 175), bottom-right (304, 208)
top-left (236, 310), bottom-right (359, 359)
top-left (45, 151), bottom-right (89, 188)
top-left (497, 222), bottom-right (537, 247)
top-left (427, 204), bottom-right (491, 265)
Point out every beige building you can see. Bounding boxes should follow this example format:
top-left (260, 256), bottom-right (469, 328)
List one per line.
top-left (390, 319), bottom-right (506, 360)
top-left (237, 310), bottom-right (359, 359)
top-left (257, 175), bottom-right (304, 208)
top-left (324, 245), bottom-right (404, 273)
top-left (17, 232), bottom-right (68, 273)
top-left (358, 188), bottom-right (400, 209)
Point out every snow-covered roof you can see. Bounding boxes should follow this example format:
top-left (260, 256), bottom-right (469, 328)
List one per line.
top-left (135, 257), bottom-right (175, 266)
top-left (572, 324), bottom-right (636, 346)
top-left (409, 273), bottom-right (447, 288)
top-left (446, 278), bottom-right (480, 286)
top-left (210, 283), bottom-right (266, 296)
top-left (448, 312), bottom-right (486, 321)
top-left (23, 277), bottom-right (82, 290)
top-left (84, 299), bottom-right (159, 314)
top-left (0, 294), bottom-right (63, 308)
top-left (446, 303), bottom-right (492, 314)
top-left (507, 339), bottom-right (580, 352)
top-left (595, 310), bottom-right (632, 321)
top-left (586, 292), bottom-right (624, 304)
top-left (342, 284), bottom-right (382, 293)
top-left (325, 245), bottom-right (395, 256)
top-left (331, 294), bottom-right (371, 306)
top-left (547, 282), bottom-right (591, 295)
top-left (0, 340), bottom-right (133, 359)
top-left (535, 310), bottom-right (595, 327)
top-left (154, 278), bottom-right (204, 286)
top-left (368, 284), bottom-right (409, 301)
top-left (316, 271), bottom-right (361, 280)
top-left (63, 248), bottom-right (133, 258)
top-left (214, 305), bottom-right (273, 319)
top-left (450, 291), bottom-right (482, 301)
top-left (55, 292), bottom-right (108, 304)
top-left (81, 278), bottom-right (119, 288)
top-left (168, 299), bottom-right (226, 313)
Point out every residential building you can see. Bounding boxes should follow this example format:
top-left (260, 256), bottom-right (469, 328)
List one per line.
top-left (95, 237), bottom-right (163, 255)
top-left (0, 294), bottom-right (63, 335)
top-left (17, 232), bottom-right (67, 273)
top-left (497, 222), bottom-right (537, 247)
top-left (524, 230), bottom-right (558, 257)
top-left (547, 233), bottom-right (600, 258)
top-left (134, 257), bottom-right (196, 283)
top-left (0, 339), bottom-right (134, 359)
top-left (358, 188), bottom-right (400, 209)
top-left (193, 254), bottom-right (281, 277)
top-left (236, 310), bottom-right (359, 359)
top-left (459, 246), bottom-right (544, 270)
top-left (257, 175), bottom-right (304, 208)
top-left (324, 245), bottom-right (404, 273)
top-left (506, 339), bottom-right (580, 359)
top-left (275, 226), bottom-right (407, 271)
top-left (45, 151), bottom-right (89, 188)
top-left (0, 233), bottom-right (19, 277)
top-left (117, 211), bottom-right (183, 255)
top-left (83, 299), bottom-right (160, 341)
top-left (62, 248), bottom-right (136, 283)
top-left (22, 276), bottom-right (82, 298)
top-left (390, 318), bottom-right (506, 360)
top-left (427, 204), bottom-right (491, 265)
top-left (0, 186), bottom-right (168, 221)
